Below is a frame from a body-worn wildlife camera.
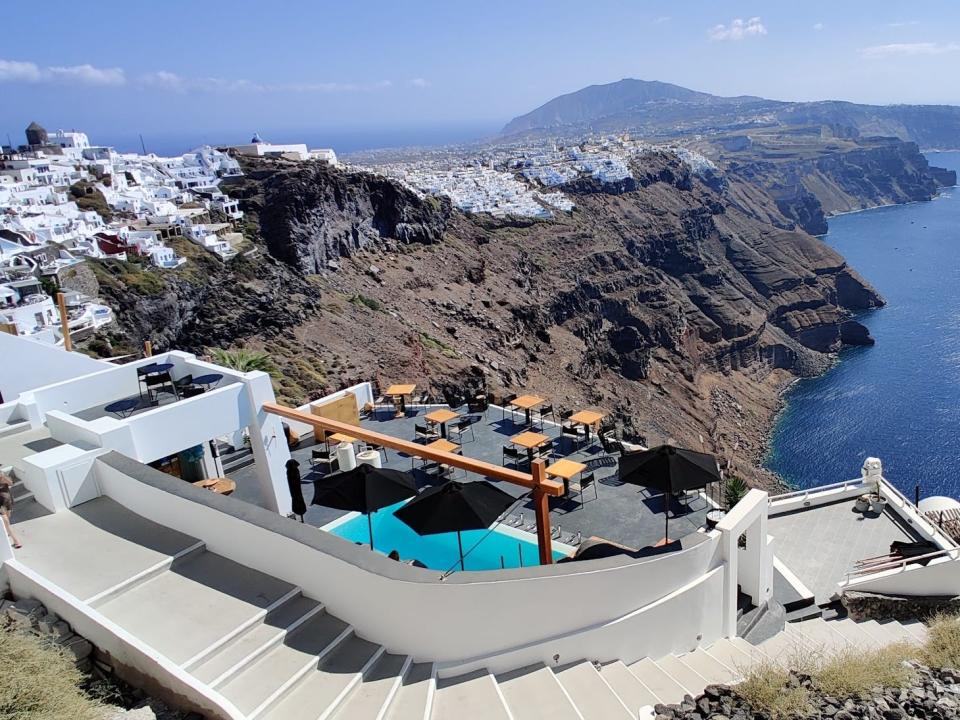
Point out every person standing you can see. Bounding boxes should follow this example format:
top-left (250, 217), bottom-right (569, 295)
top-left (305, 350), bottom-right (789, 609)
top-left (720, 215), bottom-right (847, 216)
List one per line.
top-left (0, 471), bottom-right (22, 549)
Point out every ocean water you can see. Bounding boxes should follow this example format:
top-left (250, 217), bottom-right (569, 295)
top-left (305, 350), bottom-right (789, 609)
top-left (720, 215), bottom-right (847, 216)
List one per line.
top-left (765, 152), bottom-right (960, 499)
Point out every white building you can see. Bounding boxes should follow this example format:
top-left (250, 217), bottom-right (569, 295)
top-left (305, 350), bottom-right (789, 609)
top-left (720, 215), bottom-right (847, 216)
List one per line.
top-left (226, 134), bottom-right (310, 161)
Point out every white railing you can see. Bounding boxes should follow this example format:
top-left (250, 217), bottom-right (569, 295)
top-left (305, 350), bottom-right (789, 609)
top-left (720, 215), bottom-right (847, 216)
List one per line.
top-left (843, 546), bottom-right (960, 583)
top-left (770, 479), bottom-right (866, 502)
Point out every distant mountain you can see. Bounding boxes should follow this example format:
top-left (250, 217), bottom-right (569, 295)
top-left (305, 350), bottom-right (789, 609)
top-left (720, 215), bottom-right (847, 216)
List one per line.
top-left (502, 79), bottom-right (762, 136)
top-left (501, 78), bottom-right (960, 148)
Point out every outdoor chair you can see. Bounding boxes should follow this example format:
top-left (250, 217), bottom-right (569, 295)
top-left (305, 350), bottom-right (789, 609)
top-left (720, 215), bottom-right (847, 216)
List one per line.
top-left (599, 431), bottom-right (625, 457)
top-left (310, 448), bottom-right (338, 474)
top-left (502, 394), bottom-right (518, 422)
top-left (570, 472), bottom-right (597, 507)
top-left (467, 395), bottom-right (488, 415)
top-left (173, 374), bottom-right (194, 393)
top-left (535, 439), bottom-right (556, 459)
top-left (561, 424), bottom-right (585, 450)
top-left (414, 424), bottom-right (439, 442)
top-left (447, 417), bottom-right (476, 443)
top-left (535, 404), bottom-right (556, 428)
top-left (144, 371), bottom-right (178, 404)
top-left (502, 445), bottom-right (526, 468)
top-left (182, 386), bottom-right (205, 399)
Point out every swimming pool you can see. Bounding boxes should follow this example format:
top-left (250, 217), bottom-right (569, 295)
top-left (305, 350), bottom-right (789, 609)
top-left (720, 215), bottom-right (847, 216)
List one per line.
top-left (325, 501), bottom-right (570, 571)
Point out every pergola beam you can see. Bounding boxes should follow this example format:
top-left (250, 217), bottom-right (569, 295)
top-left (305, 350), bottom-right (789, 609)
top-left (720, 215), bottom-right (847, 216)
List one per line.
top-left (262, 402), bottom-right (563, 563)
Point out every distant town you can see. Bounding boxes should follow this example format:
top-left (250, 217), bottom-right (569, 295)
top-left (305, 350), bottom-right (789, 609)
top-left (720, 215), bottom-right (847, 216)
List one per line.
top-left (0, 121), bottom-right (717, 347)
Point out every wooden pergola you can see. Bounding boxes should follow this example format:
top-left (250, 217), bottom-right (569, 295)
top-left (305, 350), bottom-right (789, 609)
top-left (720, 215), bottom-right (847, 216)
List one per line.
top-left (263, 402), bottom-right (565, 564)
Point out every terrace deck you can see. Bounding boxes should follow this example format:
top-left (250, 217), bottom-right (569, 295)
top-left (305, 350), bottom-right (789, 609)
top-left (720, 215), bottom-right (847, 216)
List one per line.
top-left (232, 404), bottom-right (714, 551)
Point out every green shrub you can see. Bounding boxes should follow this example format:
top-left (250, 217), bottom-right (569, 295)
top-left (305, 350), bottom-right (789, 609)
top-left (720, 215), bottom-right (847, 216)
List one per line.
top-left (724, 475), bottom-right (748, 509)
top-left (735, 660), bottom-right (813, 719)
top-left (349, 293), bottom-right (382, 312)
top-left (0, 627), bottom-right (104, 720)
top-left (814, 642), bottom-right (916, 698)
top-left (210, 348), bottom-right (277, 376)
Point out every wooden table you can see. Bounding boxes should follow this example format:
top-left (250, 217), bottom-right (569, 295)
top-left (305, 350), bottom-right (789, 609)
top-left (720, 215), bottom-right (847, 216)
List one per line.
top-left (511, 430), bottom-right (549, 463)
top-left (425, 438), bottom-right (460, 454)
top-left (545, 459), bottom-right (587, 495)
top-left (425, 408), bottom-right (459, 438)
top-left (327, 432), bottom-right (358, 444)
top-left (511, 394), bottom-right (546, 426)
top-left (568, 410), bottom-right (607, 442)
top-left (192, 477), bottom-right (236, 495)
top-left (385, 384), bottom-right (417, 417)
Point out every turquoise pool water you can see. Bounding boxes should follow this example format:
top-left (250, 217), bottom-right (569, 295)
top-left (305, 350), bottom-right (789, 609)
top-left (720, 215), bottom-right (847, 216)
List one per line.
top-left (328, 501), bottom-right (566, 571)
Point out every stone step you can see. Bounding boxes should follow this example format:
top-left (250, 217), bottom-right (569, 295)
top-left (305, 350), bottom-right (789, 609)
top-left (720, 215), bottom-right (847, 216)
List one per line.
top-left (554, 661), bottom-right (632, 720)
top-left (878, 620), bottom-right (920, 645)
top-left (855, 619), bottom-right (897, 646)
top-left (787, 618), bottom-right (847, 655)
top-left (704, 639), bottom-right (755, 678)
top-left (328, 653), bottom-right (410, 720)
top-left (188, 594), bottom-right (323, 685)
top-left (654, 655), bottom-right (708, 695)
top-left (829, 619), bottom-right (881, 650)
top-left (384, 662), bottom-right (435, 720)
top-left (597, 660), bottom-right (660, 714)
top-left (94, 551), bottom-right (297, 667)
top-left (627, 657), bottom-right (689, 705)
top-left (496, 663), bottom-right (581, 720)
top-left (728, 636), bottom-right (770, 664)
top-left (757, 628), bottom-right (809, 666)
top-left (11, 480), bottom-right (32, 502)
top-left (678, 647), bottom-right (740, 685)
top-left (216, 612), bottom-right (351, 717)
top-left (258, 634), bottom-right (383, 720)
top-left (900, 619), bottom-right (929, 644)
top-left (431, 670), bottom-right (509, 720)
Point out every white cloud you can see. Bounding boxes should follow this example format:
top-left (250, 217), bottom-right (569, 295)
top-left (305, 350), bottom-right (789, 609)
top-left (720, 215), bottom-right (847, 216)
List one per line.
top-left (887, 20), bottom-right (920, 28)
top-left (708, 17), bottom-right (767, 42)
top-left (0, 58), bottom-right (125, 85)
top-left (410, 77), bottom-right (430, 88)
top-left (654, 16), bottom-right (670, 24)
top-left (813, 22), bottom-right (824, 31)
top-left (860, 42), bottom-right (960, 59)
top-left (141, 71), bottom-right (392, 94)
top-left (0, 59), bottom-right (43, 82)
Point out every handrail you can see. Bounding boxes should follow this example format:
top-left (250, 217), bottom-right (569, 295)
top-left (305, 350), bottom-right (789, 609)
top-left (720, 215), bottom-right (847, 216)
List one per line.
top-left (879, 477), bottom-right (957, 547)
top-left (844, 547), bottom-right (959, 581)
top-left (769, 479), bottom-right (864, 502)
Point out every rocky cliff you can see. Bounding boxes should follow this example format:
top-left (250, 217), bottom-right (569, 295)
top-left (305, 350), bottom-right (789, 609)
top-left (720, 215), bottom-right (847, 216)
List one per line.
top-left (68, 141), bottom-right (943, 487)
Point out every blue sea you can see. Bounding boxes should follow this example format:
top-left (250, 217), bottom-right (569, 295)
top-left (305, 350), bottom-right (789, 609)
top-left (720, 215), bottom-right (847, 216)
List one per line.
top-left (765, 152), bottom-right (960, 499)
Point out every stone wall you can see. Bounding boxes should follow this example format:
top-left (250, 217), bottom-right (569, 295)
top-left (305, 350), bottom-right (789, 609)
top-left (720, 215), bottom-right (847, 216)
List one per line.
top-left (842, 589), bottom-right (960, 622)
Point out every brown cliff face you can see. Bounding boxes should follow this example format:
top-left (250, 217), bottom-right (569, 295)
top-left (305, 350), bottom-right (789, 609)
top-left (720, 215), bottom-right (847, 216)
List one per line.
top-left (73, 144), bottom-right (919, 487)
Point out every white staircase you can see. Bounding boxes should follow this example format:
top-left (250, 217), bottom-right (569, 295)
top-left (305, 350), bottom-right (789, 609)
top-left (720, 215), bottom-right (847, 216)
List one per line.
top-left (8, 497), bottom-right (930, 720)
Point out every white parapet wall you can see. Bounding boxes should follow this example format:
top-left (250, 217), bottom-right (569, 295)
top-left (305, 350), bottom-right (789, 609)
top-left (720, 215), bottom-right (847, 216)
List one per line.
top-left (0, 332), bottom-right (109, 401)
top-left (95, 453), bottom-right (725, 673)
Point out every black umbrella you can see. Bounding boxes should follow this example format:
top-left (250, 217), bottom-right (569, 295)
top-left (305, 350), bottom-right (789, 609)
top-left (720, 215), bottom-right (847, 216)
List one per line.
top-left (312, 464), bottom-right (418, 549)
top-left (618, 444), bottom-right (722, 541)
top-left (394, 480), bottom-right (516, 571)
top-left (286, 459), bottom-right (307, 522)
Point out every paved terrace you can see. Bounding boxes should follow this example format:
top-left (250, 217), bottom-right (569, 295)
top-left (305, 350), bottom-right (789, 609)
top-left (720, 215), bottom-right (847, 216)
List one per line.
top-left (769, 498), bottom-right (923, 605)
top-left (232, 404), bottom-right (715, 551)
top-left (72, 380), bottom-right (241, 422)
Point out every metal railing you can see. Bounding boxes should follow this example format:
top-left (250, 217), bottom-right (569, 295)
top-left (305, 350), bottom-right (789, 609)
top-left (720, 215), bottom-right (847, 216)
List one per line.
top-left (769, 479), bottom-right (865, 503)
top-left (844, 546), bottom-right (960, 582)
top-left (879, 477), bottom-right (957, 548)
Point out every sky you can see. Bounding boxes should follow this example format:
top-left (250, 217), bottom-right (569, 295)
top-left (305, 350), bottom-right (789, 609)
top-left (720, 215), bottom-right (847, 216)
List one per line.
top-left (2, 0), bottom-right (960, 154)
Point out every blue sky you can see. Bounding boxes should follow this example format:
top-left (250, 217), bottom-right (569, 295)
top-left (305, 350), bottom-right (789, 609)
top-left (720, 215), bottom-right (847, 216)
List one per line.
top-left (2, 1), bottom-right (960, 153)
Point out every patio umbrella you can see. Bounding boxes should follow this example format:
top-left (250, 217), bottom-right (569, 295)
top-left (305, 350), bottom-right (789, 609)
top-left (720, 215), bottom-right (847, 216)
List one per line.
top-left (393, 480), bottom-right (516, 571)
top-left (285, 459), bottom-right (307, 522)
top-left (618, 444), bottom-right (722, 542)
top-left (311, 464), bottom-right (418, 549)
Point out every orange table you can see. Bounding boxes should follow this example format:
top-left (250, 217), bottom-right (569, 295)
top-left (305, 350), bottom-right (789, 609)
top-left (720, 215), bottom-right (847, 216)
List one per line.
top-left (425, 438), bottom-right (461, 454)
top-left (193, 477), bottom-right (236, 495)
top-left (546, 459), bottom-right (587, 495)
top-left (511, 430), bottom-right (549, 463)
top-left (385, 384), bottom-right (417, 417)
top-left (425, 408), bottom-right (460, 438)
top-left (327, 432), bottom-right (357, 444)
top-left (568, 409), bottom-right (607, 442)
top-left (511, 394), bottom-right (546, 426)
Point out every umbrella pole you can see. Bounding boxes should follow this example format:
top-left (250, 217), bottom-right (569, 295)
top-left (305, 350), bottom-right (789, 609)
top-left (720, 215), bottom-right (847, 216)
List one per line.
top-left (368, 512), bottom-right (375, 550)
top-left (665, 492), bottom-right (670, 543)
top-left (457, 530), bottom-right (465, 572)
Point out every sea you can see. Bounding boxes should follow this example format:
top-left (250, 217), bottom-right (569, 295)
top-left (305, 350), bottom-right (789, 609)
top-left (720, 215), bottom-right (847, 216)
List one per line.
top-left (765, 151), bottom-right (960, 500)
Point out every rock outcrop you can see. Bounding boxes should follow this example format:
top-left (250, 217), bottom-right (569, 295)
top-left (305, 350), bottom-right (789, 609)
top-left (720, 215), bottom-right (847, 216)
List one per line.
top-left (77, 138), bottom-right (950, 486)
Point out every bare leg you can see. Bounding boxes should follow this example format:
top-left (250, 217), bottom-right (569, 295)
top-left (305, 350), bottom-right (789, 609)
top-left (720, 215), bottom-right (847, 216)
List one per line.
top-left (2, 511), bottom-right (20, 548)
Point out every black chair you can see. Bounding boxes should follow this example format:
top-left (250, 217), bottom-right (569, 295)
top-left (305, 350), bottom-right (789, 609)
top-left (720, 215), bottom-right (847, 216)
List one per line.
top-left (467, 395), bottom-right (489, 415)
top-left (448, 417), bottom-right (476, 444)
top-left (570, 472), bottom-right (597, 507)
top-left (182, 386), bottom-right (205, 399)
top-left (173, 373), bottom-right (194, 393)
top-left (559, 409), bottom-right (575, 426)
top-left (599, 431), bottom-right (624, 457)
top-left (415, 424), bottom-right (438, 442)
top-left (502, 445), bottom-right (525, 468)
top-left (144, 371), bottom-right (178, 403)
top-left (561, 424), bottom-right (584, 450)
top-left (310, 448), bottom-right (338, 473)
top-left (502, 394), bottom-right (518, 422)
top-left (535, 439), bottom-right (556, 459)
top-left (535, 404), bottom-right (556, 428)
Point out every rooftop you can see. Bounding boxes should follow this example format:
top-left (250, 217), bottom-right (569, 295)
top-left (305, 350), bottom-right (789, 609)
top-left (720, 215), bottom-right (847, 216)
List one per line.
top-left (232, 402), bottom-right (716, 551)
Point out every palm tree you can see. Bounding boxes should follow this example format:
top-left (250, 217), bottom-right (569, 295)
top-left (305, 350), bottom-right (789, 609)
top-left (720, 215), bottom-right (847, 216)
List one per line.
top-left (210, 348), bottom-right (277, 377)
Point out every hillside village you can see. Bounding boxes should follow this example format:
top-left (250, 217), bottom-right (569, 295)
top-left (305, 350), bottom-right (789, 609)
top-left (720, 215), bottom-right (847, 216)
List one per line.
top-left (0, 123), bottom-right (336, 346)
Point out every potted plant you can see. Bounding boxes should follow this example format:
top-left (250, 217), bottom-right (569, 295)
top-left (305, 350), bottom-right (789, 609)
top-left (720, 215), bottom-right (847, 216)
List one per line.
top-left (861, 457), bottom-right (886, 514)
top-left (854, 494), bottom-right (871, 513)
top-left (724, 476), bottom-right (748, 510)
